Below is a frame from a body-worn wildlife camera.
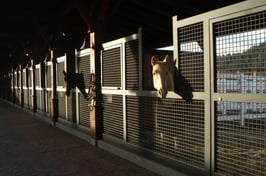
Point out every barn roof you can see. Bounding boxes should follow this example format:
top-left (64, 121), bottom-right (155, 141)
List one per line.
top-left (0, 0), bottom-right (244, 75)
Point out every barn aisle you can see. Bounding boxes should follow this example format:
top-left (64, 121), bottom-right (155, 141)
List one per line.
top-left (0, 101), bottom-right (158, 176)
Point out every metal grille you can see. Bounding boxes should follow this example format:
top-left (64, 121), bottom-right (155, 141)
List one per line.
top-left (46, 91), bottom-right (51, 114)
top-left (29, 89), bottom-right (32, 107)
top-left (28, 69), bottom-right (32, 87)
top-left (78, 55), bottom-right (91, 89)
top-left (35, 68), bottom-right (40, 87)
top-left (46, 65), bottom-right (51, 88)
top-left (67, 90), bottom-right (76, 122)
top-left (125, 40), bottom-right (139, 90)
top-left (215, 101), bottom-right (266, 176)
top-left (102, 47), bottom-right (121, 88)
top-left (102, 94), bottom-right (123, 139)
top-left (23, 70), bottom-right (27, 87)
top-left (214, 10), bottom-right (266, 176)
top-left (214, 11), bottom-right (266, 94)
top-left (78, 93), bottom-right (90, 127)
top-left (22, 69), bottom-right (29, 107)
top-left (23, 89), bottom-right (29, 107)
top-left (57, 62), bottom-right (65, 87)
top-left (14, 72), bottom-right (17, 87)
top-left (58, 92), bottom-right (66, 119)
top-left (36, 90), bottom-right (45, 112)
top-left (36, 90), bottom-right (41, 110)
top-left (126, 96), bottom-right (205, 168)
top-left (178, 22), bottom-right (204, 92)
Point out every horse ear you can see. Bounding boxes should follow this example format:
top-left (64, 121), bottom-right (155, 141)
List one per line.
top-left (63, 70), bottom-right (66, 75)
top-left (162, 55), bottom-right (170, 64)
top-left (151, 56), bottom-right (158, 66)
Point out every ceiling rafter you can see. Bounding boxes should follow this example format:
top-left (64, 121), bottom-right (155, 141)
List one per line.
top-left (0, 0), bottom-right (244, 75)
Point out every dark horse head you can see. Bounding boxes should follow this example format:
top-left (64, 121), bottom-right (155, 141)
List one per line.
top-left (63, 70), bottom-right (88, 100)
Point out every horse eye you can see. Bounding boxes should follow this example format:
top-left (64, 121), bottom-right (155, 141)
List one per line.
top-left (153, 71), bottom-right (158, 75)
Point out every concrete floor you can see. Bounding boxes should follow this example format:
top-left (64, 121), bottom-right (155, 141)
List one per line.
top-left (0, 101), bottom-right (159, 176)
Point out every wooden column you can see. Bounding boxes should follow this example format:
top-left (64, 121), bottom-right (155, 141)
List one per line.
top-left (50, 50), bottom-right (58, 126)
top-left (75, 0), bottom-right (109, 143)
top-left (90, 0), bottom-right (109, 144)
top-left (11, 68), bottom-right (16, 104)
top-left (19, 65), bottom-right (24, 108)
top-left (30, 59), bottom-right (37, 113)
top-left (8, 71), bottom-right (11, 101)
top-left (89, 32), bottom-right (101, 143)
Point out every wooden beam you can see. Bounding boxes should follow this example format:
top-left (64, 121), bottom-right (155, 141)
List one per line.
top-left (88, 0), bottom-right (109, 143)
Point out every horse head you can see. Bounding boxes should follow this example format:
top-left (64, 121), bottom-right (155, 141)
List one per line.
top-left (151, 55), bottom-right (174, 98)
top-left (63, 70), bottom-right (88, 99)
top-left (63, 70), bottom-right (72, 96)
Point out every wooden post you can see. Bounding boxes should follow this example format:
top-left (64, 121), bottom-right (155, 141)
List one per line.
top-left (75, 0), bottom-right (109, 144)
top-left (8, 71), bottom-right (11, 101)
top-left (19, 65), bottom-right (24, 108)
top-left (89, 32), bottom-right (102, 144)
top-left (50, 50), bottom-right (58, 126)
top-left (31, 59), bottom-right (37, 113)
top-left (11, 68), bottom-right (16, 104)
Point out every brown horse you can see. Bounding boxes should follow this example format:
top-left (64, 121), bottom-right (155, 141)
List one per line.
top-left (63, 70), bottom-right (88, 100)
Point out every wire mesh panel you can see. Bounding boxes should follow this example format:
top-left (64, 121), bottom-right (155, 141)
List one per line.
top-left (214, 11), bottom-right (266, 94)
top-left (35, 65), bottom-right (44, 112)
top-left (22, 69), bottom-right (27, 87)
top-left (23, 88), bottom-right (29, 108)
top-left (178, 22), bottom-right (204, 92)
top-left (77, 55), bottom-right (91, 89)
top-left (57, 61), bottom-right (65, 87)
top-left (56, 57), bottom-right (66, 119)
top-left (29, 89), bottom-right (32, 108)
top-left (102, 94), bottom-right (123, 139)
top-left (67, 90), bottom-right (76, 122)
top-left (28, 68), bottom-right (32, 87)
top-left (9, 73), bottom-right (14, 102)
top-left (125, 40), bottom-right (139, 90)
top-left (45, 63), bottom-right (52, 115)
top-left (14, 71), bottom-right (17, 88)
top-left (27, 68), bottom-right (33, 108)
top-left (14, 71), bottom-right (20, 105)
top-left (213, 10), bottom-right (266, 176)
top-left (215, 101), bottom-right (266, 176)
top-left (77, 54), bottom-right (91, 127)
top-left (78, 93), bottom-right (90, 127)
top-left (102, 46), bottom-right (121, 88)
top-left (46, 64), bottom-right (52, 88)
top-left (58, 91), bottom-right (66, 120)
top-left (35, 67), bottom-right (40, 87)
top-left (22, 69), bottom-right (29, 108)
top-left (126, 96), bottom-right (205, 169)
top-left (46, 91), bottom-right (51, 115)
top-left (36, 90), bottom-right (45, 112)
